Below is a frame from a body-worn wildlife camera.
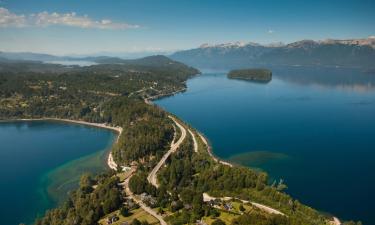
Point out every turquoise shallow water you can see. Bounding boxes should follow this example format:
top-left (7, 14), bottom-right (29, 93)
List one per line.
top-left (0, 121), bottom-right (115, 225)
top-left (155, 66), bottom-right (375, 224)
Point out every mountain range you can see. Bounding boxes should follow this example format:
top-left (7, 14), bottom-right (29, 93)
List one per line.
top-left (170, 37), bottom-right (375, 69)
top-left (1, 37), bottom-right (374, 70)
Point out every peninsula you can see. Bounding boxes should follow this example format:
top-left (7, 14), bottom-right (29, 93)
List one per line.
top-left (0, 56), bottom-right (357, 225)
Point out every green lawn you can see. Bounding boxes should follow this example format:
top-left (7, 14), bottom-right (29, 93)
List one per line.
top-left (99, 208), bottom-right (160, 225)
top-left (202, 201), bottom-right (257, 224)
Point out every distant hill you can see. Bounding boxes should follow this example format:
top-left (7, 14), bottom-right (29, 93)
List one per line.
top-left (0, 51), bottom-right (120, 63)
top-left (92, 55), bottom-right (176, 66)
top-left (170, 37), bottom-right (375, 69)
top-left (0, 50), bottom-right (177, 63)
top-left (88, 55), bottom-right (200, 78)
top-left (0, 51), bottom-right (61, 61)
top-left (0, 55), bottom-right (199, 76)
top-left (0, 51), bottom-right (199, 74)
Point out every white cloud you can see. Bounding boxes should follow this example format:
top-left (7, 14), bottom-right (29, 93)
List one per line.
top-left (0, 7), bottom-right (139, 29)
top-left (0, 7), bottom-right (26, 27)
top-left (268, 29), bottom-right (274, 34)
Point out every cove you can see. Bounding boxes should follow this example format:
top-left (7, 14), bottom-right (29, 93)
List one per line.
top-left (0, 120), bottom-right (115, 225)
top-left (155, 66), bottom-right (375, 224)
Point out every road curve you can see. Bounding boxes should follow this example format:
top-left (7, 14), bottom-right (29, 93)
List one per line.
top-left (147, 116), bottom-right (187, 187)
top-left (188, 129), bottom-right (198, 153)
top-left (115, 116), bottom-right (187, 225)
top-left (122, 173), bottom-right (167, 225)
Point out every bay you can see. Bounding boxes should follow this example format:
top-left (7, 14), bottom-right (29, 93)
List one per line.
top-left (155, 66), bottom-right (375, 224)
top-left (0, 121), bottom-right (115, 225)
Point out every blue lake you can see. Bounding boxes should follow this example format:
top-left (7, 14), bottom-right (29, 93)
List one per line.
top-left (0, 121), bottom-right (115, 225)
top-left (155, 66), bottom-right (375, 224)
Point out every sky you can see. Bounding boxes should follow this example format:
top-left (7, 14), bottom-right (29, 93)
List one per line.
top-left (0, 0), bottom-right (374, 55)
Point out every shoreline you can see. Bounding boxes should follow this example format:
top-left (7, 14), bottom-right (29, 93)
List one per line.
top-left (1, 94), bottom-right (343, 224)
top-left (144, 87), bottom-right (187, 105)
top-left (0, 117), bottom-right (123, 171)
top-left (148, 90), bottom-right (343, 224)
top-left (197, 132), bottom-right (233, 167)
top-left (0, 117), bottom-right (122, 133)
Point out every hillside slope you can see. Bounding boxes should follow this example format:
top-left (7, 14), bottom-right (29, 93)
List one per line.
top-left (171, 37), bottom-right (375, 69)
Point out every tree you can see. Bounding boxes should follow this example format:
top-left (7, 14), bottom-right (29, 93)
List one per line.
top-left (210, 208), bottom-right (220, 218)
top-left (120, 206), bottom-right (131, 217)
top-left (212, 219), bottom-right (226, 225)
top-left (171, 200), bottom-right (183, 212)
top-left (132, 219), bottom-right (141, 225)
top-left (192, 193), bottom-right (203, 216)
top-left (79, 173), bottom-right (94, 193)
top-left (158, 207), bottom-right (165, 215)
top-left (141, 221), bottom-right (150, 225)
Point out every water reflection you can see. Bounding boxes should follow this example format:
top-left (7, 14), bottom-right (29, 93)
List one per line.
top-left (271, 66), bottom-right (375, 92)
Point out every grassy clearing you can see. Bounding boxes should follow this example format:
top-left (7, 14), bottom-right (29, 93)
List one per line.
top-left (202, 210), bottom-right (238, 224)
top-left (98, 208), bottom-right (160, 225)
top-left (116, 169), bottom-right (133, 182)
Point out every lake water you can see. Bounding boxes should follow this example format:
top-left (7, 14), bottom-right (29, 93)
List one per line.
top-left (155, 66), bottom-right (375, 224)
top-left (0, 121), bottom-right (115, 225)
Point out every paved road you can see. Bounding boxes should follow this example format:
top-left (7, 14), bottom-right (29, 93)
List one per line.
top-left (122, 173), bottom-right (167, 225)
top-left (147, 116), bottom-right (187, 187)
top-left (203, 193), bottom-right (285, 216)
top-left (116, 116), bottom-right (186, 225)
top-left (188, 128), bottom-right (198, 153)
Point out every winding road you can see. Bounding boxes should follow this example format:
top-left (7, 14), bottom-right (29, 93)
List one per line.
top-left (147, 116), bottom-right (187, 187)
top-left (108, 116), bottom-right (186, 225)
top-left (188, 128), bottom-right (198, 153)
top-left (117, 116), bottom-right (187, 225)
top-left (122, 172), bottom-right (167, 225)
top-left (112, 117), bottom-right (339, 224)
top-left (202, 192), bottom-right (285, 216)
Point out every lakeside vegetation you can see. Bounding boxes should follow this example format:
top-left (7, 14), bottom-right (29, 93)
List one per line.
top-left (227, 69), bottom-right (272, 82)
top-left (0, 57), bottom-right (361, 225)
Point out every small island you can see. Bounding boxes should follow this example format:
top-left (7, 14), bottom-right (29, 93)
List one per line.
top-left (228, 68), bottom-right (272, 82)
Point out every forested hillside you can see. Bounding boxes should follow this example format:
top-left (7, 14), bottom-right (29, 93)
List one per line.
top-left (0, 57), bottom-right (360, 225)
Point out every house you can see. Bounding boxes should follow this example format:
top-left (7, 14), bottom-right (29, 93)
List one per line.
top-left (107, 215), bottom-right (119, 224)
top-left (196, 220), bottom-right (208, 225)
top-left (140, 192), bottom-right (157, 207)
top-left (121, 166), bottom-right (131, 172)
top-left (140, 192), bottom-right (148, 200)
top-left (125, 198), bottom-right (137, 209)
top-left (224, 202), bottom-right (233, 211)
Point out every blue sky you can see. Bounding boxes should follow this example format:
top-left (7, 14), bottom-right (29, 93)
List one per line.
top-left (0, 0), bottom-right (374, 55)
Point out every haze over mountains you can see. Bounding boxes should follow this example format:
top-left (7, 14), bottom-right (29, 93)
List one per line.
top-left (0, 51), bottom-right (173, 63)
top-left (1, 37), bottom-right (374, 70)
top-left (170, 37), bottom-right (375, 69)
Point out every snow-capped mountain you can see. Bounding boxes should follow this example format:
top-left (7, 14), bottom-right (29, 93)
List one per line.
top-left (171, 37), bottom-right (375, 69)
